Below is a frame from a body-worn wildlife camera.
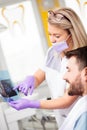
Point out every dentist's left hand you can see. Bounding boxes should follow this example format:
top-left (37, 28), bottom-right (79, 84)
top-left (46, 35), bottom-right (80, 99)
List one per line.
top-left (9, 98), bottom-right (40, 110)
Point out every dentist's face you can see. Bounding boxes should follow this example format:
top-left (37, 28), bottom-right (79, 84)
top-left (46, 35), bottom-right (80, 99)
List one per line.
top-left (63, 56), bottom-right (84, 95)
top-left (48, 23), bottom-right (69, 43)
top-left (48, 23), bottom-right (73, 51)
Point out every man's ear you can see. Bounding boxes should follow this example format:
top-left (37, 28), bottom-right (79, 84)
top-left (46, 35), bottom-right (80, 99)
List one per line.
top-left (81, 67), bottom-right (87, 82)
top-left (84, 67), bottom-right (87, 81)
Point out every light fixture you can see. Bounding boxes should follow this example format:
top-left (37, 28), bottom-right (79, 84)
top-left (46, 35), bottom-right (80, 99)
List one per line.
top-left (42, 0), bottom-right (55, 10)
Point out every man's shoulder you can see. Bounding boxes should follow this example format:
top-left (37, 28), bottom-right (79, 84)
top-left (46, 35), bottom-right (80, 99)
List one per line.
top-left (74, 112), bottom-right (87, 130)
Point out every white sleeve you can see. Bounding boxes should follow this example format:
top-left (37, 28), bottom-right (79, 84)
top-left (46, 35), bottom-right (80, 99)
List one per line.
top-left (39, 48), bottom-right (51, 72)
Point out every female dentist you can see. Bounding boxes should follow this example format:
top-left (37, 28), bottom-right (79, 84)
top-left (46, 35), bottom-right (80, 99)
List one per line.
top-left (9, 7), bottom-right (87, 128)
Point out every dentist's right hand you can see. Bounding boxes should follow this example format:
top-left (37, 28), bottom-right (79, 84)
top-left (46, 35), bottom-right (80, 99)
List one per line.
top-left (9, 98), bottom-right (40, 110)
top-left (13, 76), bottom-right (35, 96)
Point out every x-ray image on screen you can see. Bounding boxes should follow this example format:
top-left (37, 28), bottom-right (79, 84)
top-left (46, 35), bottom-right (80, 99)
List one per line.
top-left (0, 79), bottom-right (17, 98)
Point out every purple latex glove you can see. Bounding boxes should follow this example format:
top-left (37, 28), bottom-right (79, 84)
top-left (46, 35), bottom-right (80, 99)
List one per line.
top-left (13, 76), bottom-right (35, 96)
top-left (52, 41), bottom-right (68, 52)
top-left (9, 98), bottom-right (40, 110)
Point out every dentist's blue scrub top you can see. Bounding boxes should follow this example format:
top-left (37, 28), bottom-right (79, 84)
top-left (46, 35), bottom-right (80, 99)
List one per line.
top-left (74, 112), bottom-right (87, 130)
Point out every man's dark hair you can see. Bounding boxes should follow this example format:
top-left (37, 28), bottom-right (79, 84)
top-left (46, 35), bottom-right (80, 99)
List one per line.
top-left (65, 46), bottom-right (87, 70)
top-left (65, 46), bottom-right (87, 96)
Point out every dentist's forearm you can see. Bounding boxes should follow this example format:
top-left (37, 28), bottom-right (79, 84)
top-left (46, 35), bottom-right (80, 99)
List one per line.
top-left (34, 69), bottom-right (45, 88)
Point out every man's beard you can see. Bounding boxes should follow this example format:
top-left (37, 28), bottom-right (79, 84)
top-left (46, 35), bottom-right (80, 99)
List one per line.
top-left (68, 76), bottom-right (84, 96)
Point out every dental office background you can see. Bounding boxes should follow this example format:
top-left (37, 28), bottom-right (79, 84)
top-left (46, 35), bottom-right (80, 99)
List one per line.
top-left (0, 0), bottom-right (87, 88)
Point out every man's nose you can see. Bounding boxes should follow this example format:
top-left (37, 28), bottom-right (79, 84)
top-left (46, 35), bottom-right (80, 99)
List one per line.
top-left (63, 73), bottom-right (67, 80)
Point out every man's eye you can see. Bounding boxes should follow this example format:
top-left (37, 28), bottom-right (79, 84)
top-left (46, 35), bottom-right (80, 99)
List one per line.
top-left (66, 67), bottom-right (70, 72)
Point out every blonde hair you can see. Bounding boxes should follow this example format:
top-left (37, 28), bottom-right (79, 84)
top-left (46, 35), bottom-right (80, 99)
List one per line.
top-left (48, 7), bottom-right (87, 49)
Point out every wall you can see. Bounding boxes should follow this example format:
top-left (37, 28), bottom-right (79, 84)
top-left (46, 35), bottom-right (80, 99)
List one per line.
top-left (64, 0), bottom-right (87, 32)
top-left (0, 0), bottom-right (45, 83)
